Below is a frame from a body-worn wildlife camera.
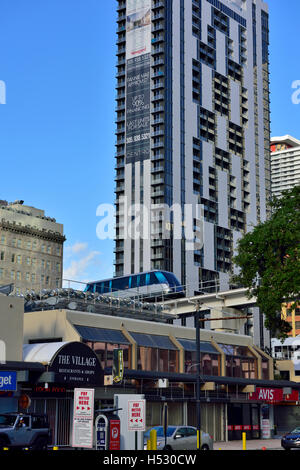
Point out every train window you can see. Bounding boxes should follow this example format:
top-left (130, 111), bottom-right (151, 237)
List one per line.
top-left (146, 273), bottom-right (150, 285)
top-left (150, 272), bottom-right (159, 284)
top-left (103, 281), bottom-right (110, 293)
top-left (155, 272), bottom-right (168, 284)
top-left (112, 277), bottom-right (130, 291)
top-left (140, 274), bottom-right (146, 286)
top-left (163, 272), bottom-right (182, 287)
top-left (131, 275), bottom-right (138, 289)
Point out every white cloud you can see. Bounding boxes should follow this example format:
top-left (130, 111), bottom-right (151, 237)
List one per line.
top-left (63, 251), bottom-right (101, 281)
top-left (64, 242), bottom-right (88, 256)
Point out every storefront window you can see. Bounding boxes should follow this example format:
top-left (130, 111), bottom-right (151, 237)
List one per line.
top-left (222, 344), bottom-right (257, 379)
top-left (84, 341), bottom-right (130, 370)
top-left (185, 351), bottom-right (220, 376)
top-left (138, 347), bottom-right (178, 373)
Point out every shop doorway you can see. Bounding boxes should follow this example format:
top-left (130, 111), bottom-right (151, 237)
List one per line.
top-left (28, 398), bottom-right (72, 447)
top-left (227, 403), bottom-right (260, 440)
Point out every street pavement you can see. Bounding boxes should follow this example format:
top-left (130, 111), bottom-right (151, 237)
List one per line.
top-left (213, 437), bottom-right (283, 451)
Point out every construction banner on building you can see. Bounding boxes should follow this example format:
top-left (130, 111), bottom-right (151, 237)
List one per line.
top-left (125, 0), bottom-right (151, 163)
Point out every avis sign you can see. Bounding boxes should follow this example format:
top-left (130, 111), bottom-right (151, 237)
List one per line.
top-left (249, 387), bottom-right (299, 403)
top-left (128, 399), bottom-right (145, 432)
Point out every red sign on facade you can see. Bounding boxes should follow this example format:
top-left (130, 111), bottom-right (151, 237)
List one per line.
top-left (249, 388), bottom-right (299, 403)
top-left (109, 420), bottom-right (121, 451)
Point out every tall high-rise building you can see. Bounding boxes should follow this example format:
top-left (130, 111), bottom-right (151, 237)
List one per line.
top-left (270, 135), bottom-right (300, 198)
top-left (114, 0), bottom-right (271, 296)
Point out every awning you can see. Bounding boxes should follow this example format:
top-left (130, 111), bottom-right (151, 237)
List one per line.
top-left (23, 341), bottom-right (103, 386)
top-left (177, 339), bottom-right (220, 354)
top-left (73, 325), bottom-right (130, 345)
top-left (129, 332), bottom-right (178, 350)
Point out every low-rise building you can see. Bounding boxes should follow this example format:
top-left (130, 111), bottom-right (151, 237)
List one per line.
top-left (21, 289), bottom-right (300, 445)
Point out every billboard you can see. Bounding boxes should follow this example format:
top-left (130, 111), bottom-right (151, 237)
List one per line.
top-left (125, 0), bottom-right (151, 164)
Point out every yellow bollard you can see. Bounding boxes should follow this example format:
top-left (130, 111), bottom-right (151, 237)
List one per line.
top-left (150, 429), bottom-right (157, 450)
top-left (147, 439), bottom-right (151, 450)
top-left (242, 432), bottom-right (246, 450)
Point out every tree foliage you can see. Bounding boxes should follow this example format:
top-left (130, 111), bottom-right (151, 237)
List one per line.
top-left (233, 186), bottom-right (300, 340)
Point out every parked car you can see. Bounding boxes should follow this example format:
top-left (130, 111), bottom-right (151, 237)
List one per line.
top-left (144, 425), bottom-right (213, 451)
top-left (281, 426), bottom-right (300, 450)
top-left (0, 412), bottom-right (52, 450)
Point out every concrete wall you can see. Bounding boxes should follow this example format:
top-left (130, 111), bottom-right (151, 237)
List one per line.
top-left (0, 293), bottom-right (24, 361)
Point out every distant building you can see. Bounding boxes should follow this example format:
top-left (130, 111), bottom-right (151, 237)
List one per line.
top-left (270, 135), bottom-right (300, 198)
top-left (282, 303), bottom-right (300, 338)
top-left (0, 200), bottom-right (66, 294)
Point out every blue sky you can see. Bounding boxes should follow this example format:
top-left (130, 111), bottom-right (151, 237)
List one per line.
top-left (0, 0), bottom-right (299, 287)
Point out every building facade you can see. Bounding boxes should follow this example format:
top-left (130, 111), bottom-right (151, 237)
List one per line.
top-left (270, 135), bottom-right (300, 198)
top-left (114, 0), bottom-right (271, 296)
top-left (0, 200), bottom-right (65, 294)
top-left (21, 303), bottom-right (300, 444)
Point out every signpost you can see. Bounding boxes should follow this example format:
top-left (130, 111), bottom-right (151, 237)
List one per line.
top-left (72, 388), bottom-right (94, 449)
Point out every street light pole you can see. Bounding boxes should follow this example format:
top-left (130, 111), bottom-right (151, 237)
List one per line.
top-left (195, 301), bottom-right (202, 451)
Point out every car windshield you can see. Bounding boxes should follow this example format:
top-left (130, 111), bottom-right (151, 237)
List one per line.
top-left (0, 414), bottom-right (17, 427)
top-left (290, 427), bottom-right (300, 434)
top-left (144, 426), bottom-right (177, 438)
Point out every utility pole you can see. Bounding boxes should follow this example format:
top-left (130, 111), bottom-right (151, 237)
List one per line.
top-left (194, 301), bottom-right (203, 450)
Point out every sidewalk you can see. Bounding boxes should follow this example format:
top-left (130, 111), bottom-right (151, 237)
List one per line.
top-left (213, 438), bottom-right (282, 451)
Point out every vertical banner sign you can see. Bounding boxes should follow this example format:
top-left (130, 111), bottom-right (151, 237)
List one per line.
top-left (126, 0), bottom-right (151, 163)
top-left (72, 388), bottom-right (94, 449)
top-left (113, 349), bottom-right (124, 384)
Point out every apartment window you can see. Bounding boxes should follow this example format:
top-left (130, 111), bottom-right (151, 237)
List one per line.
top-left (32, 258), bottom-right (36, 267)
top-left (27, 241), bottom-right (31, 250)
top-left (12, 238), bottom-right (16, 247)
top-left (41, 259), bottom-right (45, 269)
top-left (46, 261), bottom-right (50, 270)
top-left (31, 273), bottom-right (35, 283)
top-left (0, 235), bottom-right (6, 244)
top-left (46, 276), bottom-right (49, 285)
top-left (26, 272), bottom-right (30, 281)
top-left (0, 252), bottom-right (4, 261)
top-left (56, 262), bottom-right (61, 273)
top-left (26, 257), bottom-right (31, 266)
top-left (41, 244), bottom-right (46, 253)
top-left (16, 271), bottom-right (21, 281)
top-left (10, 270), bottom-right (15, 280)
top-left (17, 255), bottom-right (21, 264)
top-left (56, 246), bottom-right (60, 256)
top-left (11, 254), bottom-right (15, 263)
top-left (0, 268), bottom-right (3, 279)
top-left (17, 239), bottom-right (22, 248)
top-left (41, 274), bottom-right (45, 283)
top-left (47, 246), bottom-right (51, 254)
top-left (32, 241), bottom-right (37, 250)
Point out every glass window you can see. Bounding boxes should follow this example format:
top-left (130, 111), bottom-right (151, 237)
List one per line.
top-left (17, 255), bottom-right (21, 264)
top-left (0, 251), bottom-right (4, 261)
top-left (0, 235), bottom-right (6, 244)
top-left (17, 239), bottom-right (22, 248)
top-left (0, 268), bottom-right (4, 279)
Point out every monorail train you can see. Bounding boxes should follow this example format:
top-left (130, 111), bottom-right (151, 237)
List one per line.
top-left (84, 270), bottom-right (185, 300)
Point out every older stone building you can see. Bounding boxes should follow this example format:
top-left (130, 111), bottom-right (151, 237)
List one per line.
top-left (0, 200), bottom-right (66, 294)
